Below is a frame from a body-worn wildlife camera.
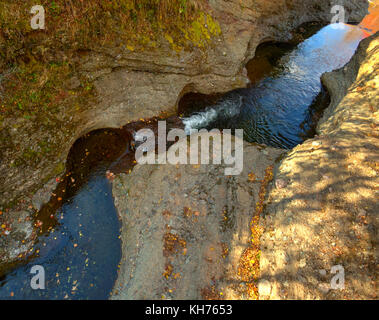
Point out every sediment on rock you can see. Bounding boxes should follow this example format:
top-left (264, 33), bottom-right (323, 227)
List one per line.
top-left (111, 133), bottom-right (284, 299)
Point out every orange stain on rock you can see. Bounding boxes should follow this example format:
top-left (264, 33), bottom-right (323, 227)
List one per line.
top-left (360, 0), bottom-right (379, 36)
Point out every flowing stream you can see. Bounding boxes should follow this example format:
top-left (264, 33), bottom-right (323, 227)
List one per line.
top-left (182, 24), bottom-right (367, 149)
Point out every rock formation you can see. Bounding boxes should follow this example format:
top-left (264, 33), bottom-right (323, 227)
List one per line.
top-left (260, 32), bottom-right (378, 300)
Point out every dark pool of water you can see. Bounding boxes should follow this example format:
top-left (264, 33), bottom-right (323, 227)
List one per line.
top-left (0, 176), bottom-right (121, 300)
top-left (0, 129), bottom-right (132, 299)
top-left (0, 118), bottom-right (181, 300)
top-left (181, 24), bottom-right (366, 149)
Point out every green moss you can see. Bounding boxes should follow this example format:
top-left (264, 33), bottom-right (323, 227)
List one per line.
top-left (206, 13), bottom-right (222, 36)
top-left (1, 56), bottom-right (96, 184)
top-left (0, 0), bottom-right (221, 68)
top-left (22, 148), bottom-right (39, 160)
top-left (53, 162), bottom-right (65, 176)
top-left (1, 58), bottom-right (95, 117)
top-left (180, 12), bottom-right (222, 49)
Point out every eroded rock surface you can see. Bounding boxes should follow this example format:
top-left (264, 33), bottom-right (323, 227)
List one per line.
top-left (260, 33), bottom-right (378, 300)
top-left (1, 0), bottom-right (368, 212)
top-left (111, 32), bottom-right (378, 301)
top-left (111, 133), bottom-right (284, 299)
top-left (0, 0), bottom-right (370, 286)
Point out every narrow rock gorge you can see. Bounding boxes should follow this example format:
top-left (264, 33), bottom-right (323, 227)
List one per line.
top-left (0, 0), bottom-right (377, 301)
top-left (110, 33), bottom-right (378, 300)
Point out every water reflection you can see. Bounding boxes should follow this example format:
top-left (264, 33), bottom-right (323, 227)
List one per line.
top-left (183, 23), bottom-right (367, 149)
top-left (0, 175), bottom-right (121, 300)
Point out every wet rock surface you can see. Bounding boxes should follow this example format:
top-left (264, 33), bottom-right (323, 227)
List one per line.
top-left (0, 210), bottom-right (35, 271)
top-left (0, 178), bottom-right (58, 275)
top-left (260, 33), bottom-right (378, 300)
